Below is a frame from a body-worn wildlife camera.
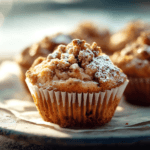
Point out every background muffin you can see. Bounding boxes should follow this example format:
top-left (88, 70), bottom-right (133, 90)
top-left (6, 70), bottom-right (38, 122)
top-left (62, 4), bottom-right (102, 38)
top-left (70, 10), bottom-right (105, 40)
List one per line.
top-left (71, 21), bottom-right (111, 55)
top-left (109, 20), bottom-right (150, 53)
top-left (16, 33), bottom-right (73, 91)
top-left (26, 39), bottom-right (128, 128)
top-left (111, 31), bottom-right (150, 105)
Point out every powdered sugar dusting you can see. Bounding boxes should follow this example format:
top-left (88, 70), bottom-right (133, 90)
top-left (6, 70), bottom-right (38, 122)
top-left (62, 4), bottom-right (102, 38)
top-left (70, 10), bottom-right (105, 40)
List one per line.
top-left (128, 58), bottom-right (149, 69)
top-left (48, 51), bottom-right (59, 59)
top-left (61, 53), bottom-right (70, 60)
top-left (87, 54), bottom-right (120, 82)
top-left (70, 63), bottom-right (78, 70)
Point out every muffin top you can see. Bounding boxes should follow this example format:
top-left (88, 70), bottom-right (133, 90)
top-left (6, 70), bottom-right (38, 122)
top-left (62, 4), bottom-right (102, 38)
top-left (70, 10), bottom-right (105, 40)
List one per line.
top-left (109, 20), bottom-right (150, 52)
top-left (71, 21), bottom-right (110, 54)
top-left (26, 39), bottom-right (127, 93)
top-left (111, 31), bottom-right (150, 78)
top-left (16, 33), bottom-right (72, 69)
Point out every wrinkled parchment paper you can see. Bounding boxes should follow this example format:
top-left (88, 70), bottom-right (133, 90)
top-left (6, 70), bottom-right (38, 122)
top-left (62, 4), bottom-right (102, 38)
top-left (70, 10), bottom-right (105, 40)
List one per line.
top-left (1, 61), bottom-right (150, 133)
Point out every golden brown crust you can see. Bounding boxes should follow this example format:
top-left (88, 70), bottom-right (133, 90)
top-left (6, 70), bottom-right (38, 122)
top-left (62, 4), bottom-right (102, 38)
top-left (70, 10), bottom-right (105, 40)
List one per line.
top-left (26, 39), bottom-right (127, 92)
top-left (109, 20), bottom-right (150, 52)
top-left (111, 31), bottom-right (150, 78)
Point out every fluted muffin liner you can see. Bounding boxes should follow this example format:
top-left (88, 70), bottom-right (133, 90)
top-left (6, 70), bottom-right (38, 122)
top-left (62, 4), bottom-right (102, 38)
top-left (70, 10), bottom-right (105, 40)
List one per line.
top-left (124, 77), bottom-right (150, 105)
top-left (26, 78), bottom-right (128, 128)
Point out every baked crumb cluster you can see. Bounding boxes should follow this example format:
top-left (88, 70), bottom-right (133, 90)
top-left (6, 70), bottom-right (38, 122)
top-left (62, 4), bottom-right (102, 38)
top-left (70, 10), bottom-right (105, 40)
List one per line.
top-left (16, 33), bottom-right (72, 68)
top-left (111, 32), bottom-right (150, 77)
top-left (26, 39), bottom-right (126, 92)
top-left (71, 21), bottom-right (110, 54)
top-left (109, 20), bottom-right (150, 52)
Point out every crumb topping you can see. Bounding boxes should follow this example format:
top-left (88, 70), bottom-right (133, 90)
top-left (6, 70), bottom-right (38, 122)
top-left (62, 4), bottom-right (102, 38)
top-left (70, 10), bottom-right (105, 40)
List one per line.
top-left (26, 39), bottom-right (126, 92)
top-left (109, 20), bottom-right (150, 52)
top-left (16, 33), bottom-right (72, 68)
top-left (111, 31), bottom-right (150, 77)
top-left (71, 21), bottom-right (110, 54)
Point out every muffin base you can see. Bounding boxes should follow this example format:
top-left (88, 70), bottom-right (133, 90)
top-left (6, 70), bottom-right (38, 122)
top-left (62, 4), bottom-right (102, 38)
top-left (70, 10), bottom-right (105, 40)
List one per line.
top-left (124, 77), bottom-right (150, 106)
top-left (26, 79), bottom-right (128, 128)
top-left (32, 93), bottom-right (120, 128)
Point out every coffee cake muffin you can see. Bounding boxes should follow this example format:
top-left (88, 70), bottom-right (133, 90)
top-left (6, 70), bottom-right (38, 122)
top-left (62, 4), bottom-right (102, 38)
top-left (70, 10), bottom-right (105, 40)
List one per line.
top-left (16, 33), bottom-right (73, 91)
top-left (71, 21), bottom-right (111, 54)
top-left (109, 20), bottom-right (150, 53)
top-left (111, 31), bottom-right (150, 105)
top-left (26, 39), bottom-right (128, 128)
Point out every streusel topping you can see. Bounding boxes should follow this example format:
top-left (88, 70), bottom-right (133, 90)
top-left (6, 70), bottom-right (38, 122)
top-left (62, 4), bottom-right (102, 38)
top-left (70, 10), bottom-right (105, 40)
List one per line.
top-left (26, 39), bottom-right (126, 92)
top-left (71, 21), bottom-right (110, 54)
top-left (111, 31), bottom-right (150, 77)
top-left (16, 33), bottom-right (72, 68)
top-left (109, 20), bottom-right (150, 52)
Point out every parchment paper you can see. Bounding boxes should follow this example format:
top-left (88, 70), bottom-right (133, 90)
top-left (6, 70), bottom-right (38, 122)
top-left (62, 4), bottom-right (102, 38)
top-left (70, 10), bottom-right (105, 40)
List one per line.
top-left (1, 61), bottom-right (150, 133)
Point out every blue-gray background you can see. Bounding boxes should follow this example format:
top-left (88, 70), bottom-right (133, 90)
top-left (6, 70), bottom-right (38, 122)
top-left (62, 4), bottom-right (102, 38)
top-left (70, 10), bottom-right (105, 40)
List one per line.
top-left (0, 0), bottom-right (150, 56)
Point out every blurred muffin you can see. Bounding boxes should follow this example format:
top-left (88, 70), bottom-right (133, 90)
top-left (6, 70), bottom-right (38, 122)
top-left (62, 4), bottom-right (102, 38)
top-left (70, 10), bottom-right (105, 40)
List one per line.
top-left (26, 39), bottom-right (128, 128)
top-left (16, 33), bottom-right (73, 91)
top-left (109, 20), bottom-right (150, 53)
top-left (71, 21), bottom-right (111, 54)
top-left (111, 31), bottom-right (150, 105)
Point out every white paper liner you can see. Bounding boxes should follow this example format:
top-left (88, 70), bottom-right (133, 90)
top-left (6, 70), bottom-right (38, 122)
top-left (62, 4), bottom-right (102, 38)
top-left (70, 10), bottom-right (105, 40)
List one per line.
top-left (128, 77), bottom-right (150, 84)
top-left (125, 77), bottom-right (150, 104)
top-left (25, 78), bottom-right (128, 127)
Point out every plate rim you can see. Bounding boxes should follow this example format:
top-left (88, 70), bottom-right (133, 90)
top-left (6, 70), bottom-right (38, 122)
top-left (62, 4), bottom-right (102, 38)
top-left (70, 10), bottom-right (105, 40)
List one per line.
top-left (1, 126), bottom-right (150, 146)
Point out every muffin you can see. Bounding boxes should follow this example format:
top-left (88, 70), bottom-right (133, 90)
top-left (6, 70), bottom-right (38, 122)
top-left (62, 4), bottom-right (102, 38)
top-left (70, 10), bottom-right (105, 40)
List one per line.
top-left (111, 31), bottom-right (150, 105)
top-left (109, 20), bottom-right (150, 53)
top-left (71, 21), bottom-right (111, 55)
top-left (16, 33), bottom-right (73, 91)
top-left (26, 39), bottom-right (128, 128)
